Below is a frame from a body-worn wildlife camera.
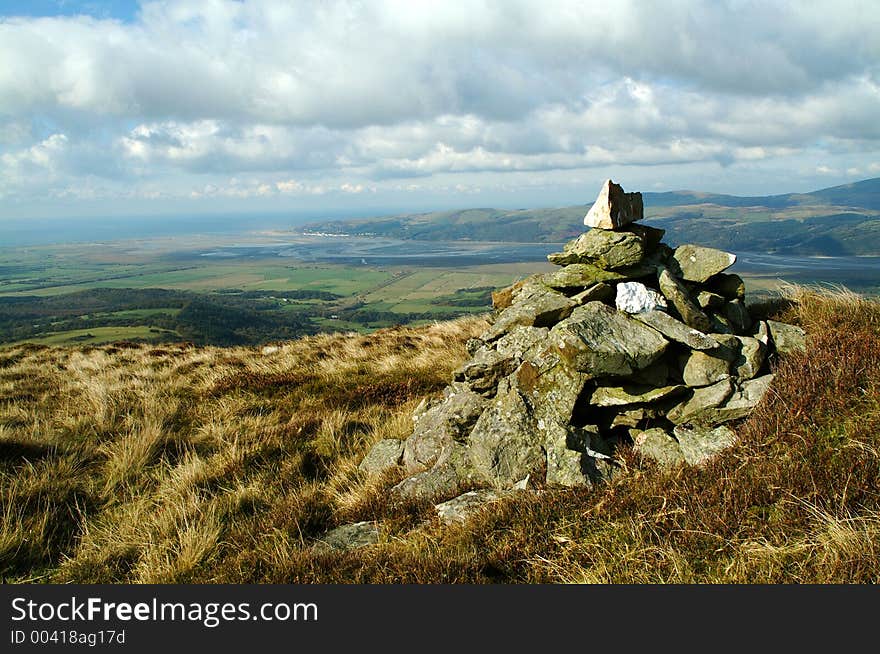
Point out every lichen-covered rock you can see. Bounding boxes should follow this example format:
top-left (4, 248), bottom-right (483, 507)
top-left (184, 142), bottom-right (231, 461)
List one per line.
top-left (632, 428), bottom-right (686, 466)
top-left (767, 320), bottom-right (806, 355)
top-left (589, 383), bottom-right (686, 407)
top-left (482, 279), bottom-right (576, 341)
top-left (392, 442), bottom-right (477, 502)
top-left (453, 346), bottom-right (518, 394)
top-left (359, 438), bottom-right (405, 477)
top-left (671, 245), bottom-right (736, 282)
top-left (315, 522), bottom-right (379, 551)
top-left (657, 267), bottom-right (713, 332)
top-left (467, 383), bottom-right (544, 487)
top-left (543, 422), bottom-right (592, 487)
top-left (515, 353), bottom-right (589, 424)
top-left (615, 281), bottom-right (668, 314)
top-left (547, 228), bottom-right (645, 269)
top-left (494, 326), bottom-right (550, 360)
top-left (632, 310), bottom-right (719, 350)
top-left (673, 424), bottom-right (736, 466)
top-left (583, 179), bottom-right (644, 229)
top-left (701, 374), bottom-right (774, 423)
top-left (435, 489), bottom-right (509, 525)
top-left (402, 387), bottom-right (486, 473)
top-left (549, 302), bottom-right (669, 377)
top-left (731, 335), bottom-right (765, 380)
top-left (543, 262), bottom-right (653, 291)
top-left (667, 378), bottom-right (735, 425)
top-left (680, 349), bottom-right (733, 387)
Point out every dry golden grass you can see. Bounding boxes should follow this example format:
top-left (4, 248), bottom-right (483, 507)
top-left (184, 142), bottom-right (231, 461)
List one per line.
top-left (1, 287), bottom-right (879, 584)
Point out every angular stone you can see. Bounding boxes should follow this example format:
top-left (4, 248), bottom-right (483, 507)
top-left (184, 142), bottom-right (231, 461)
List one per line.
top-left (615, 281), bottom-right (668, 314)
top-left (549, 302), bottom-right (669, 377)
top-left (673, 424), bottom-right (737, 466)
top-left (392, 442), bottom-right (477, 502)
top-left (667, 378), bottom-right (735, 425)
top-left (465, 338), bottom-right (484, 356)
top-left (547, 228), bottom-right (645, 269)
top-left (767, 320), bottom-right (806, 356)
top-left (632, 428), bottom-right (686, 467)
top-left (453, 346), bottom-right (518, 394)
top-left (494, 326), bottom-right (550, 361)
top-left (658, 267), bottom-right (713, 332)
top-left (359, 438), bottom-right (405, 477)
top-left (543, 262), bottom-right (653, 291)
top-left (708, 273), bottom-right (746, 301)
top-left (671, 245), bottom-right (737, 283)
top-left (482, 279), bottom-right (576, 341)
top-left (680, 350), bottom-right (733, 387)
top-left (631, 310), bottom-right (719, 350)
top-left (589, 383), bottom-right (687, 407)
top-left (697, 291), bottom-right (726, 310)
top-left (315, 522), bottom-right (379, 551)
top-left (402, 388), bottom-right (486, 473)
top-left (724, 299), bottom-right (753, 334)
top-left (467, 384), bottom-right (544, 488)
top-left (435, 489), bottom-right (509, 525)
top-left (571, 282), bottom-right (615, 305)
top-left (543, 422), bottom-right (593, 487)
top-left (515, 354), bottom-right (589, 425)
top-left (702, 374), bottom-right (774, 423)
top-left (583, 179), bottom-right (644, 229)
top-left (732, 335), bottom-right (765, 380)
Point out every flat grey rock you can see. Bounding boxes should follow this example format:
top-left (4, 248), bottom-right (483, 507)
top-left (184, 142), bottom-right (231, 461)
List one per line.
top-left (549, 302), bottom-right (669, 377)
top-left (674, 424), bottom-right (737, 466)
top-left (315, 522), bottom-right (379, 551)
top-left (435, 489), bottom-right (509, 525)
top-left (632, 428), bottom-right (686, 467)
top-left (672, 245), bottom-right (737, 283)
top-left (657, 267), bottom-right (713, 333)
top-left (667, 378), bottom-right (735, 425)
top-left (633, 310), bottom-right (718, 350)
top-left (767, 320), bottom-right (806, 355)
top-left (359, 438), bottom-right (404, 477)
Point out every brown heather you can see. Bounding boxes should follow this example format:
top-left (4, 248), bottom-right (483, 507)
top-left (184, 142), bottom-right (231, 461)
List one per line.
top-left (1, 287), bottom-right (879, 584)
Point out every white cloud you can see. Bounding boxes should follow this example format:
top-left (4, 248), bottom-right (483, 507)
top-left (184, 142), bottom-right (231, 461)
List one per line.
top-left (0, 0), bottom-right (879, 212)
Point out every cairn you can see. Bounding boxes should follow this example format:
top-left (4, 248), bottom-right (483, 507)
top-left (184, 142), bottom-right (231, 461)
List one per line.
top-left (359, 180), bottom-right (806, 508)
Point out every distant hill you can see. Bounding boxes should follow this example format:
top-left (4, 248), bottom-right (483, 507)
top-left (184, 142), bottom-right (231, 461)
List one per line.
top-left (303, 178), bottom-right (880, 256)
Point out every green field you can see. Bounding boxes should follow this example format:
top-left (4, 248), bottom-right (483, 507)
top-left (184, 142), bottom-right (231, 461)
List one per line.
top-left (9, 325), bottom-right (179, 346)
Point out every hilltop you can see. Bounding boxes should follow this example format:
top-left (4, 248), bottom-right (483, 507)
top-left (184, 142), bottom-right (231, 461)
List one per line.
top-left (2, 286), bottom-right (879, 583)
top-left (303, 177), bottom-right (880, 256)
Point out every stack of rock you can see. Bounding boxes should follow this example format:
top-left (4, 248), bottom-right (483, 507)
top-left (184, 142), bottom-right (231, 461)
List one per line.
top-left (359, 180), bottom-right (806, 504)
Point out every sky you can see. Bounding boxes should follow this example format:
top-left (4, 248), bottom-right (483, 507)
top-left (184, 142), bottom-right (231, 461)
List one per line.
top-left (1, 0), bottom-right (879, 221)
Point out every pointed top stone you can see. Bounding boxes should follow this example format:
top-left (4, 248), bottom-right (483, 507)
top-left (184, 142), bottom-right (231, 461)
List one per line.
top-left (583, 179), bottom-right (644, 230)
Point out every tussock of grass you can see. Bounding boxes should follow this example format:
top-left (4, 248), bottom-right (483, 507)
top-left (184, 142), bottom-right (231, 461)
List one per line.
top-left (2, 289), bottom-right (879, 584)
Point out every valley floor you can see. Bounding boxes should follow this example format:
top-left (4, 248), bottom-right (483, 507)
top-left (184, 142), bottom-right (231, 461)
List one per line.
top-left (1, 289), bottom-right (879, 583)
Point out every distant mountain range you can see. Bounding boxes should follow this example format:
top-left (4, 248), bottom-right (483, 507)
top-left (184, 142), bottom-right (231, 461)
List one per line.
top-left (303, 177), bottom-right (880, 256)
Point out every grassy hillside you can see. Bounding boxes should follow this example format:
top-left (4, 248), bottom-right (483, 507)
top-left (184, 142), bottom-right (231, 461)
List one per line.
top-left (1, 288), bottom-right (879, 583)
top-left (303, 178), bottom-right (880, 255)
